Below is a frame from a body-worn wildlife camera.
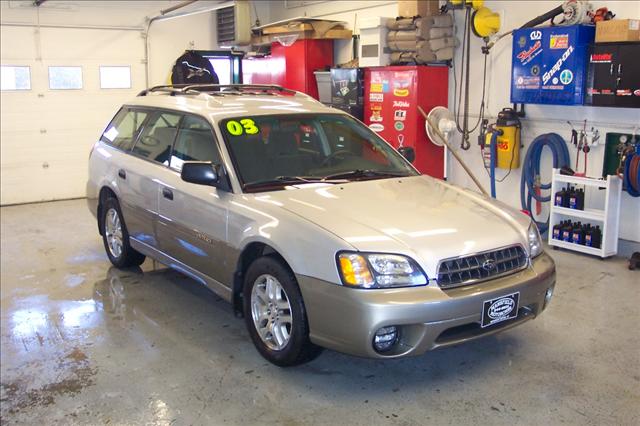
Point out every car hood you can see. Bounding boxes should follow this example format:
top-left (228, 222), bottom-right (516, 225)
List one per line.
top-left (253, 176), bottom-right (532, 276)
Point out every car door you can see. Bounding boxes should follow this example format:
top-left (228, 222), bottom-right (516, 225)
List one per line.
top-left (100, 108), bottom-right (154, 244)
top-left (122, 110), bottom-right (182, 248)
top-left (156, 114), bottom-right (232, 287)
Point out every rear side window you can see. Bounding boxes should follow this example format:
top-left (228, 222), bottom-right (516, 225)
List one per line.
top-left (101, 108), bottom-right (148, 151)
top-left (170, 115), bottom-right (222, 171)
top-left (132, 112), bottom-right (182, 165)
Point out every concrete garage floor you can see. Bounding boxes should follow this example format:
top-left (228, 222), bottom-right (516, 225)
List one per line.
top-left (1, 199), bottom-right (638, 425)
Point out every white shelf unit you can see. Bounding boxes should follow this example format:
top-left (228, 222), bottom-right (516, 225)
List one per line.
top-left (548, 169), bottom-right (622, 258)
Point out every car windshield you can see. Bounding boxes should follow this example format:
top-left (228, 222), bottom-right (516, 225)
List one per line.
top-left (220, 114), bottom-right (418, 192)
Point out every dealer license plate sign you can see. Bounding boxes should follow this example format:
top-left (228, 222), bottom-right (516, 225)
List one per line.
top-left (481, 292), bottom-right (519, 328)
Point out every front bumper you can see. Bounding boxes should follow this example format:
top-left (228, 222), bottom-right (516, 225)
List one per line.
top-left (297, 252), bottom-right (556, 359)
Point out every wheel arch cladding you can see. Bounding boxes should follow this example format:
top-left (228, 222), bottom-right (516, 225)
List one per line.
top-left (97, 186), bottom-right (118, 235)
top-left (232, 242), bottom-right (293, 316)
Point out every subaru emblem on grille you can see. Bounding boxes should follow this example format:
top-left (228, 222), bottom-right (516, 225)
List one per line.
top-left (482, 258), bottom-right (496, 271)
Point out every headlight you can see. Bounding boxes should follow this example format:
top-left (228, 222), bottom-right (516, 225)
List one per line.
top-left (337, 252), bottom-right (428, 288)
top-left (528, 222), bottom-right (543, 258)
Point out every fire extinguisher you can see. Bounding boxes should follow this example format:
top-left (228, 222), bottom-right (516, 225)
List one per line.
top-left (481, 108), bottom-right (522, 198)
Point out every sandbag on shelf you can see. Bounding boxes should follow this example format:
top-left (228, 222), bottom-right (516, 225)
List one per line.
top-left (388, 37), bottom-right (458, 52)
top-left (390, 46), bottom-right (454, 64)
top-left (387, 27), bottom-right (454, 42)
top-left (428, 36), bottom-right (458, 51)
top-left (386, 14), bottom-right (453, 31)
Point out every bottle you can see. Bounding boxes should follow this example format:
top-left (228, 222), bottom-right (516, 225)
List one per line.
top-left (562, 220), bottom-right (573, 242)
top-left (577, 188), bottom-right (585, 210)
top-left (571, 222), bottom-right (584, 245)
top-left (563, 186), bottom-right (572, 207)
top-left (552, 222), bottom-right (562, 239)
top-left (585, 224), bottom-right (594, 247)
top-left (569, 186), bottom-right (578, 209)
top-left (593, 225), bottom-right (602, 249)
top-left (554, 188), bottom-right (565, 206)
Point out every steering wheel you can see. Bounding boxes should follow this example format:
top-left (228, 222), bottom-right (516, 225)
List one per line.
top-left (321, 150), bottom-right (357, 167)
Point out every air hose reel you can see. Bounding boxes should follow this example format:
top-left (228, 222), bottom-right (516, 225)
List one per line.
top-left (520, 133), bottom-right (571, 234)
top-left (623, 150), bottom-right (640, 197)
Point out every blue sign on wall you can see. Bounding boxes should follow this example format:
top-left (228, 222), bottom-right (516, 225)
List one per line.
top-left (511, 25), bottom-right (595, 105)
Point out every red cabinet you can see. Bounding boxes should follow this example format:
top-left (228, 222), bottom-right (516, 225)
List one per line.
top-left (242, 39), bottom-right (333, 100)
top-left (364, 65), bottom-right (449, 178)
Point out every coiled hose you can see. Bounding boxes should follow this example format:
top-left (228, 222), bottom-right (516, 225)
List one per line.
top-left (520, 133), bottom-right (571, 234)
top-left (623, 152), bottom-right (640, 197)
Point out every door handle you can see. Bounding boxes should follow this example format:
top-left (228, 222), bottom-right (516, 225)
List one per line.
top-left (162, 187), bottom-right (173, 200)
top-left (118, 169), bottom-right (126, 179)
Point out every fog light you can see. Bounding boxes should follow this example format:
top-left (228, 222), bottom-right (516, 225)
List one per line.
top-left (373, 326), bottom-right (398, 353)
top-left (544, 286), bottom-right (554, 308)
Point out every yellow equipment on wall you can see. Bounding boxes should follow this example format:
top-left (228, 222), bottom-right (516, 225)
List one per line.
top-left (471, 6), bottom-right (501, 38)
top-left (483, 108), bottom-right (522, 170)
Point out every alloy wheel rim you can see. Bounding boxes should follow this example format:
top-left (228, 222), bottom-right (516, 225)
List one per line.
top-left (105, 208), bottom-right (123, 259)
top-left (250, 274), bottom-right (293, 351)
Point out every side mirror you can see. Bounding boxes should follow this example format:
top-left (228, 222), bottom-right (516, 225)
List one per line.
top-left (181, 161), bottom-right (222, 187)
top-left (398, 146), bottom-right (416, 163)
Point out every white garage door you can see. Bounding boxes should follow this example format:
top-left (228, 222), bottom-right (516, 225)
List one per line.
top-left (1, 25), bottom-right (145, 205)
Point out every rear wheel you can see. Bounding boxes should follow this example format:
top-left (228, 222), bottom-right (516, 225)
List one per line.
top-left (101, 197), bottom-right (145, 268)
top-left (243, 256), bottom-right (322, 366)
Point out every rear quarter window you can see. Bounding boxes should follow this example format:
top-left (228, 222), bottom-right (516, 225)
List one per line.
top-left (101, 108), bottom-right (148, 151)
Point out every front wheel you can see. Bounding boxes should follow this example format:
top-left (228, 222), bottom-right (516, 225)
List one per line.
top-left (101, 197), bottom-right (145, 268)
top-left (243, 256), bottom-right (322, 366)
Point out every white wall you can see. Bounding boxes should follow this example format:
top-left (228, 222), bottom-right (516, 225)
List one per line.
top-left (267, 0), bottom-right (640, 242)
top-left (148, 13), bottom-right (218, 86)
top-left (445, 0), bottom-right (640, 242)
top-left (0, 1), bottom-right (219, 204)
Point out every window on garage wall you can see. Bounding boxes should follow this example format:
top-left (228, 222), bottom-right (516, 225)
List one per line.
top-left (48, 66), bottom-right (83, 90)
top-left (1, 66), bottom-right (31, 91)
top-left (99, 66), bottom-right (132, 89)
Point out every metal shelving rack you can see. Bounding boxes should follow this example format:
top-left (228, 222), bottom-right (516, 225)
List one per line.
top-left (548, 169), bottom-right (622, 258)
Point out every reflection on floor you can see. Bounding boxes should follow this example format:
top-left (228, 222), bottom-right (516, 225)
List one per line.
top-left (1, 199), bottom-right (639, 425)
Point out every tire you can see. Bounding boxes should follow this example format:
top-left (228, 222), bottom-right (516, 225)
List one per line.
top-left (101, 197), bottom-right (145, 268)
top-left (243, 256), bottom-right (322, 367)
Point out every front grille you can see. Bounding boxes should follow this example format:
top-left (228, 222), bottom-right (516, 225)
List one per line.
top-left (437, 245), bottom-right (528, 288)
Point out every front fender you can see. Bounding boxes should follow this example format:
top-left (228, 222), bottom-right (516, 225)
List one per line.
top-left (229, 199), bottom-right (355, 285)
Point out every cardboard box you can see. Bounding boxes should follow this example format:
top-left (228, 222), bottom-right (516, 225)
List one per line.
top-left (595, 19), bottom-right (640, 42)
top-left (398, 1), bottom-right (440, 18)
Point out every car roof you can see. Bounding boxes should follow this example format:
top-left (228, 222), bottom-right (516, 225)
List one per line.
top-left (124, 85), bottom-right (341, 122)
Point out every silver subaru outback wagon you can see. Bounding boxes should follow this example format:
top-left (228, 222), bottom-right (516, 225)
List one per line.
top-left (87, 84), bottom-right (556, 366)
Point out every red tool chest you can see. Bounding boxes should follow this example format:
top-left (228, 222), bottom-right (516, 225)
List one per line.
top-left (364, 65), bottom-right (449, 178)
top-left (242, 39), bottom-right (333, 100)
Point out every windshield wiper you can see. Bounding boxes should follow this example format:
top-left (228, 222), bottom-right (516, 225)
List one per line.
top-left (243, 176), bottom-right (324, 190)
top-left (322, 169), bottom-right (410, 181)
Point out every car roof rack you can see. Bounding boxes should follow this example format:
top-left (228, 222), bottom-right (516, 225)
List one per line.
top-left (137, 84), bottom-right (300, 97)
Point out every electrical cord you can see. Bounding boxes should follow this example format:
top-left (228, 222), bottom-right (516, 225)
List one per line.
top-left (451, 8), bottom-right (489, 151)
top-left (520, 133), bottom-right (571, 234)
top-left (453, 8), bottom-right (469, 135)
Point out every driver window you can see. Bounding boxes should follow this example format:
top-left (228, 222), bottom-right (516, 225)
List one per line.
top-left (170, 115), bottom-right (222, 172)
top-left (132, 112), bottom-right (181, 165)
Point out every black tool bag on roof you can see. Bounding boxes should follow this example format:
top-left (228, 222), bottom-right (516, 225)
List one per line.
top-left (171, 51), bottom-right (219, 87)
